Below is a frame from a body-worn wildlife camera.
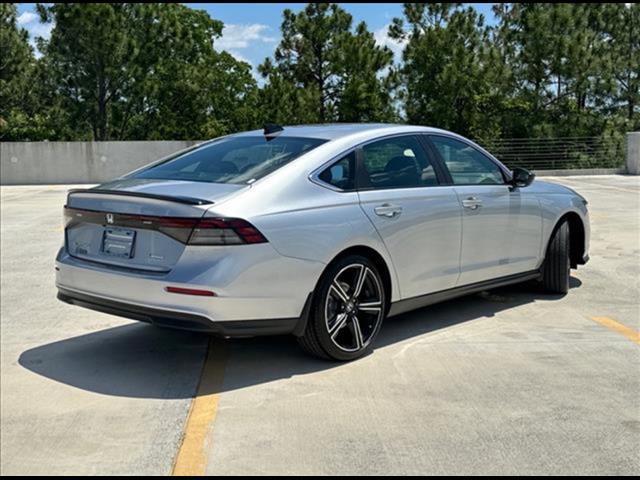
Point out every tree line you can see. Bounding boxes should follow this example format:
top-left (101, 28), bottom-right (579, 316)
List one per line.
top-left (1, 3), bottom-right (638, 143)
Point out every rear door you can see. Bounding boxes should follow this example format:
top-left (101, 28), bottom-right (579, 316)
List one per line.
top-left (427, 134), bottom-right (542, 285)
top-left (356, 134), bottom-right (462, 299)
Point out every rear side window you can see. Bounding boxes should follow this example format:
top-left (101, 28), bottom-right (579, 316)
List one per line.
top-left (318, 152), bottom-right (356, 190)
top-left (361, 136), bottom-right (438, 189)
top-left (133, 136), bottom-right (327, 185)
top-left (429, 136), bottom-right (504, 185)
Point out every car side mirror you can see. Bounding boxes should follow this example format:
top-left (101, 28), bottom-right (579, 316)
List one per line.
top-left (510, 167), bottom-right (535, 188)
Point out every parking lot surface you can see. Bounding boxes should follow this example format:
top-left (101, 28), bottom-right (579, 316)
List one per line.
top-left (1, 176), bottom-right (639, 475)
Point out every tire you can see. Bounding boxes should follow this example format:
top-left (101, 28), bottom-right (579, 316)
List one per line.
top-left (542, 220), bottom-right (570, 294)
top-left (297, 255), bottom-right (387, 361)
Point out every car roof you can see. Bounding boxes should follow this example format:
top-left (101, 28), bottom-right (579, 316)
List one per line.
top-left (232, 123), bottom-right (440, 141)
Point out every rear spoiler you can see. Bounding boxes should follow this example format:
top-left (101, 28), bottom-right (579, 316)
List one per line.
top-left (67, 188), bottom-right (213, 206)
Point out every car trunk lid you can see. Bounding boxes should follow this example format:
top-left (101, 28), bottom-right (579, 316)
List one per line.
top-left (64, 179), bottom-right (246, 272)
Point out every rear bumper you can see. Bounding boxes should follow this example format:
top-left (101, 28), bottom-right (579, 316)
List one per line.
top-left (57, 287), bottom-right (304, 337)
top-left (55, 242), bottom-right (323, 322)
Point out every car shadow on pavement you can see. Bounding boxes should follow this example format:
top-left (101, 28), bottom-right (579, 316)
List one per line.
top-left (19, 278), bottom-right (581, 399)
top-left (376, 277), bottom-right (581, 349)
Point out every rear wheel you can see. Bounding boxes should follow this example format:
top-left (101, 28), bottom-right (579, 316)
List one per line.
top-left (298, 255), bottom-right (387, 361)
top-left (542, 220), bottom-right (570, 294)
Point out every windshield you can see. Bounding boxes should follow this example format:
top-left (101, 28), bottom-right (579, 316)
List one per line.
top-left (132, 136), bottom-right (327, 184)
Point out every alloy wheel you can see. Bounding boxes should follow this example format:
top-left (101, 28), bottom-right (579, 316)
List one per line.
top-left (324, 263), bottom-right (384, 353)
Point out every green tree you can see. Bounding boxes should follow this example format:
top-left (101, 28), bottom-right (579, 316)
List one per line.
top-left (35, 3), bottom-right (258, 141)
top-left (260, 3), bottom-right (394, 124)
top-left (36, 3), bottom-right (138, 140)
top-left (258, 58), bottom-right (316, 125)
top-left (337, 22), bottom-right (396, 122)
top-left (0, 4), bottom-right (32, 122)
top-left (599, 3), bottom-right (640, 129)
top-left (491, 3), bottom-right (626, 138)
top-left (115, 4), bottom-right (258, 139)
top-left (4, 2), bottom-right (638, 145)
top-left (390, 3), bottom-right (501, 138)
top-left (0, 4), bottom-right (45, 140)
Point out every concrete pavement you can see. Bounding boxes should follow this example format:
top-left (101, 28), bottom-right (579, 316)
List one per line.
top-left (1, 176), bottom-right (638, 475)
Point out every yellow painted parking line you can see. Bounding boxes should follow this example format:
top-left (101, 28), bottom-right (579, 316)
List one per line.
top-left (591, 317), bottom-right (640, 345)
top-left (172, 338), bottom-right (228, 476)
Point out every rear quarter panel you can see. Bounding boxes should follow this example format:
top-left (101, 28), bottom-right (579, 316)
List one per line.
top-left (205, 164), bottom-right (402, 301)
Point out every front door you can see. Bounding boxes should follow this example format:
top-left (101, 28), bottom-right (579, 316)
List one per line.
top-left (428, 134), bottom-right (542, 285)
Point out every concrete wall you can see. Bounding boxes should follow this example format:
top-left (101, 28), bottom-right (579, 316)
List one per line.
top-left (533, 167), bottom-right (626, 176)
top-left (627, 132), bottom-right (640, 175)
top-left (2, 134), bottom-right (639, 185)
top-left (0, 141), bottom-right (200, 185)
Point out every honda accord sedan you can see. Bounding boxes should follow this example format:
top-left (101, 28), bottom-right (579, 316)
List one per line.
top-left (56, 124), bottom-right (589, 360)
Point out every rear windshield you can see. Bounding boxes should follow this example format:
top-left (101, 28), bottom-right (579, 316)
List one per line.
top-left (132, 136), bottom-right (327, 184)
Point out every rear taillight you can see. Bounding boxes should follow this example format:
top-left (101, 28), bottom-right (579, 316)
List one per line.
top-left (155, 216), bottom-right (267, 245)
top-left (63, 206), bottom-right (267, 246)
top-left (189, 218), bottom-right (267, 245)
top-left (155, 217), bottom-right (201, 244)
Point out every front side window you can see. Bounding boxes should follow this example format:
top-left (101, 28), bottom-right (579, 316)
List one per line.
top-left (429, 136), bottom-right (504, 185)
top-left (133, 136), bottom-right (327, 185)
top-left (318, 152), bottom-right (356, 190)
top-left (361, 136), bottom-right (438, 189)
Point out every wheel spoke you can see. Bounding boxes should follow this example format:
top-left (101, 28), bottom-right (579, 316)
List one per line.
top-left (329, 313), bottom-right (349, 336)
top-left (351, 316), bottom-right (364, 349)
top-left (330, 281), bottom-right (349, 303)
top-left (359, 301), bottom-right (381, 313)
top-left (353, 266), bottom-right (368, 298)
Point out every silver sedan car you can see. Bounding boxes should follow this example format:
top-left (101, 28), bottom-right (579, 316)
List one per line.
top-left (56, 124), bottom-right (590, 360)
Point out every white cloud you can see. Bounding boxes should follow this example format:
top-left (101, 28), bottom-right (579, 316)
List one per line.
top-left (27, 22), bottom-right (53, 41)
top-left (214, 24), bottom-right (278, 84)
top-left (215, 24), bottom-right (277, 51)
top-left (16, 9), bottom-right (53, 55)
top-left (374, 24), bottom-right (406, 64)
top-left (17, 11), bottom-right (39, 26)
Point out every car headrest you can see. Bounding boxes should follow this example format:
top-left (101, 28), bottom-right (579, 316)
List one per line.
top-left (384, 155), bottom-right (417, 173)
top-left (377, 155), bottom-right (420, 187)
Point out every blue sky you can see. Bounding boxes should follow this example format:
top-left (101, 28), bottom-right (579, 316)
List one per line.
top-left (16, 3), bottom-right (497, 76)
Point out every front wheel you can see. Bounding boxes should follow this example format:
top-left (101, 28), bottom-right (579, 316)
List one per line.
top-left (541, 220), bottom-right (570, 294)
top-left (298, 255), bottom-right (387, 361)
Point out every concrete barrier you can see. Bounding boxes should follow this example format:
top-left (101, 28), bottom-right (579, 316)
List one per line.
top-left (1, 134), bottom-right (638, 185)
top-left (0, 141), bottom-right (201, 185)
top-left (533, 167), bottom-right (626, 176)
top-left (627, 132), bottom-right (640, 175)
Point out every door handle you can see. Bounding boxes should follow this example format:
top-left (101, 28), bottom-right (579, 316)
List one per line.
top-left (374, 203), bottom-right (403, 218)
top-left (462, 197), bottom-right (482, 210)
